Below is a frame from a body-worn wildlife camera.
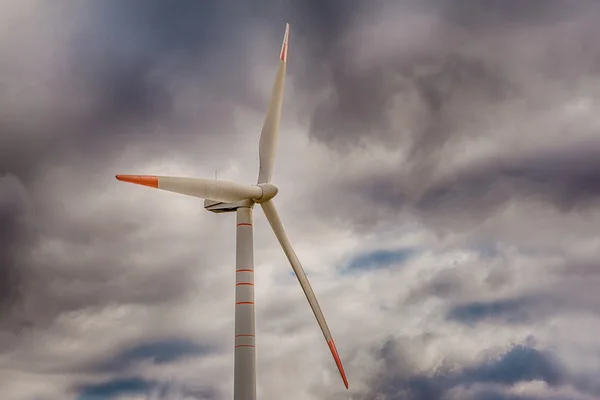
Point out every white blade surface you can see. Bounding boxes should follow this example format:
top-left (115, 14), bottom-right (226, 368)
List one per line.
top-left (257, 23), bottom-right (289, 184)
top-left (260, 199), bottom-right (349, 389)
top-left (116, 175), bottom-right (262, 203)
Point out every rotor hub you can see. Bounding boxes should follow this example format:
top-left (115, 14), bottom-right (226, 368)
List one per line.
top-left (255, 183), bottom-right (278, 203)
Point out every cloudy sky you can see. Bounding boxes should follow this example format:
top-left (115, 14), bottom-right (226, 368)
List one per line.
top-left (3, 0), bottom-right (600, 399)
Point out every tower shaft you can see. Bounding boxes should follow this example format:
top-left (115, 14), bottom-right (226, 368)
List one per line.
top-left (234, 205), bottom-right (256, 400)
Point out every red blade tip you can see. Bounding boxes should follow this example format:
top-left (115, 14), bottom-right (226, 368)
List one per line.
top-left (115, 175), bottom-right (158, 188)
top-left (280, 23), bottom-right (289, 63)
top-left (328, 339), bottom-right (349, 389)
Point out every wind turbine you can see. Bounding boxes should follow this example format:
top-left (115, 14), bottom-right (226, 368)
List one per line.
top-left (116, 23), bottom-right (348, 400)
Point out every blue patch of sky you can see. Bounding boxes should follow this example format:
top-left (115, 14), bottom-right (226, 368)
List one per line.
top-left (344, 248), bottom-right (417, 273)
top-left (447, 297), bottom-right (535, 325)
top-left (378, 341), bottom-right (564, 398)
top-left (93, 338), bottom-right (210, 372)
top-left (77, 378), bottom-right (152, 400)
top-left (285, 247), bottom-right (417, 278)
top-left (461, 344), bottom-right (563, 386)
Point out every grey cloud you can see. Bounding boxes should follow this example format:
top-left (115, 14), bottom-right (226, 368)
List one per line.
top-left (413, 255), bottom-right (600, 327)
top-left (0, 0), bottom-right (269, 184)
top-left (361, 339), bottom-right (568, 400)
top-left (416, 257), bottom-right (600, 334)
top-left (310, 51), bottom-right (510, 152)
top-left (0, 183), bottom-right (204, 335)
top-left (302, 0), bottom-right (599, 150)
top-left (430, 0), bottom-right (595, 28)
top-left (444, 388), bottom-right (548, 400)
top-left (299, 0), bottom-right (600, 233)
top-left (0, 175), bottom-right (30, 317)
top-left (415, 144), bottom-right (600, 214)
top-left (319, 138), bottom-right (600, 236)
top-left (404, 267), bottom-right (472, 306)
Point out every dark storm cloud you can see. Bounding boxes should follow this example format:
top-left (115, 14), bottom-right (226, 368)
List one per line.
top-left (0, 175), bottom-right (30, 318)
top-left (310, 51), bottom-right (511, 152)
top-left (1, 0), bottom-right (383, 183)
top-left (415, 144), bottom-right (600, 214)
top-left (298, 0), bottom-right (600, 227)
top-left (302, 0), bottom-right (600, 148)
top-left (287, 0), bottom-right (366, 74)
top-left (0, 0), bottom-right (269, 184)
top-left (431, 0), bottom-right (594, 28)
top-left (331, 141), bottom-right (600, 233)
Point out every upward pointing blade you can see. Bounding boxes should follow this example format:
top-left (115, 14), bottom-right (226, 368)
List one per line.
top-left (257, 23), bottom-right (289, 184)
top-left (260, 199), bottom-right (349, 389)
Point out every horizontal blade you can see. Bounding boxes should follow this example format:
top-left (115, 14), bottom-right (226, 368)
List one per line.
top-left (257, 23), bottom-right (289, 184)
top-left (116, 175), bottom-right (262, 203)
top-left (260, 199), bottom-right (348, 389)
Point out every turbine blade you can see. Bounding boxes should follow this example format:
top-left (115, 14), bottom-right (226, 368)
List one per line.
top-left (116, 175), bottom-right (262, 203)
top-left (260, 199), bottom-right (349, 389)
top-left (257, 23), bottom-right (289, 184)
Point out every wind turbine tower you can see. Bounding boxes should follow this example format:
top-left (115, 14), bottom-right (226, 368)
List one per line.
top-left (116, 24), bottom-right (348, 400)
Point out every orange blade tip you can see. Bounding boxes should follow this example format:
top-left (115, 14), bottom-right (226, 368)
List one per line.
top-left (280, 23), bottom-right (289, 63)
top-left (328, 339), bottom-right (349, 389)
top-left (115, 175), bottom-right (158, 189)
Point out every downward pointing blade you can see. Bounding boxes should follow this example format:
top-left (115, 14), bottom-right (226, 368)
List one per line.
top-left (260, 199), bottom-right (349, 389)
top-left (116, 175), bottom-right (262, 203)
top-left (257, 23), bottom-right (289, 184)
